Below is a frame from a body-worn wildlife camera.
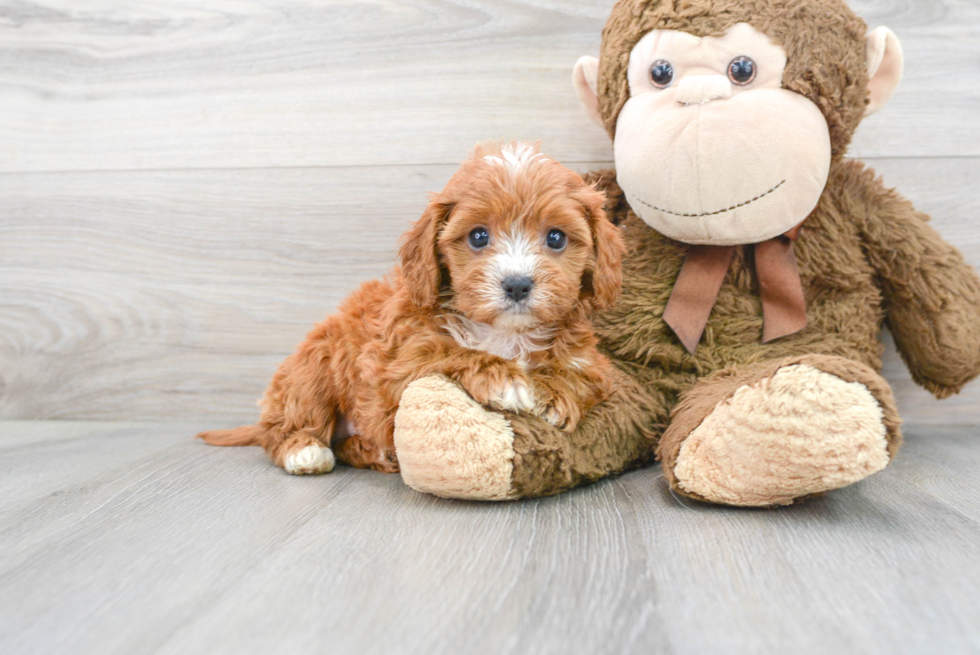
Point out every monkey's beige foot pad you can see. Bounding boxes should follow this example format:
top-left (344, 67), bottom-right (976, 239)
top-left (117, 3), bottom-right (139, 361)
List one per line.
top-left (672, 365), bottom-right (891, 507)
top-left (394, 375), bottom-right (519, 500)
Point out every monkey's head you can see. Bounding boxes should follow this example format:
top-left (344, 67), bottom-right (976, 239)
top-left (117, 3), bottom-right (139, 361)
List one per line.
top-left (573, 0), bottom-right (904, 246)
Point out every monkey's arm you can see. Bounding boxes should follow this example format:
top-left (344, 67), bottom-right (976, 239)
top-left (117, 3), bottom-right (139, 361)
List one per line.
top-left (502, 357), bottom-right (672, 497)
top-left (850, 161), bottom-right (980, 398)
top-left (393, 355), bottom-right (671, 500)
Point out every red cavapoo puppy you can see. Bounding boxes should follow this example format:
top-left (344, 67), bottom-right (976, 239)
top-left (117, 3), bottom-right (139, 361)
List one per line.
top-left (198, 142), bottom-right (625, 475)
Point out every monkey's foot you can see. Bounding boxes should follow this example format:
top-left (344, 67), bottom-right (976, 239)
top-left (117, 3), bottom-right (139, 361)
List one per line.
top-left (657, 355), bottom-right (901, 507)
top-left (394, 375), bottom-right (518, 500)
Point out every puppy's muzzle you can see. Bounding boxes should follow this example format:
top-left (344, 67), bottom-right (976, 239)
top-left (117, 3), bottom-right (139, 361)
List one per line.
top-left (502, 276), bottom-right (534, 303)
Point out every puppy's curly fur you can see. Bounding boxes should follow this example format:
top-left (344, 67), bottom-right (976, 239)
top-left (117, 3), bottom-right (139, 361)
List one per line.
top-left (198, 143), bottom-right (625, 474)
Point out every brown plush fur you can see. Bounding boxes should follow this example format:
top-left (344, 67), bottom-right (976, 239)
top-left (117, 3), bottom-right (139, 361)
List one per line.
top-left (198, 144), bottom-right (625, 472)
top-left (473, 0), bottom-right (980, 501)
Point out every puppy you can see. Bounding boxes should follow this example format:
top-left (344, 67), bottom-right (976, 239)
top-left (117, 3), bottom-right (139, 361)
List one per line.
top-left (198, 142), bottom-right (625, 475)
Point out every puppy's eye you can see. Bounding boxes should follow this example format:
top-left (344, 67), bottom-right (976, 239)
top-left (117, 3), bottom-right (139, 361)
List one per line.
top-left (728, 56), bottom-right (756, 85)
top-left (649, 60), bottom-right (674, 88)
top-left (545, 229), bottom-right (567, 251)
top-left (468, 227), bottom-right (490, 249)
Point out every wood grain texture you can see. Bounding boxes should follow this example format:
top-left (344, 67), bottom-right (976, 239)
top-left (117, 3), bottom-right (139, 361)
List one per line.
top-left (0, 164), bottom-right (449, 420)
top-left (0, 0), bottom-right (977, 174)
top-left (1, 420), bottom-right (978, 654)
top-left (2, 157), bottom-right (979, 422)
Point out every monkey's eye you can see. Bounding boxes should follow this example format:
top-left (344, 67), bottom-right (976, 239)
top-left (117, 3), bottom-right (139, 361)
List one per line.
top-left (649, 60), bottom-right (674, 88)
top-left (728, 56), bottom-right (757, 85)
top-left (545, 229), bottom-right (567, 251)
top-left (468, 227), bottom-right (490, 249)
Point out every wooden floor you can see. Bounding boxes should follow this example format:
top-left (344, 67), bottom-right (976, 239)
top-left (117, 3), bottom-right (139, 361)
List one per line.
top-left (1, 420), bottom-right (978, 654)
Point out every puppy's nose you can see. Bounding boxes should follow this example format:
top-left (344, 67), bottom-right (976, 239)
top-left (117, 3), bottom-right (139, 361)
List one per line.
top-left (502, 276), bottom-right (534, 303)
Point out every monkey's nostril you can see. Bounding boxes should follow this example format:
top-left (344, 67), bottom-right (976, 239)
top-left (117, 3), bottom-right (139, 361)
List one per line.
top-left (502, 276), bottom-right (534, 303)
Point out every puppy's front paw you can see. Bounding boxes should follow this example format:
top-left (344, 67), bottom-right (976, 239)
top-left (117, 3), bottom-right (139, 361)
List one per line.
top-left (542, 406), bottom-right (573, 432)
top-left (284, 444), bottom-right (335, 475)
top-left (487, 377), bottom-right (536, 413)
top-left (459, 365), bottom-right (535, 414)
top-left (535, 394), bottom-right (581, 433)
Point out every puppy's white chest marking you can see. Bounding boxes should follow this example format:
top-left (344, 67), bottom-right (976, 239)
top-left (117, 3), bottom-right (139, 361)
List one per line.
top-left (442, 315), bottom-right (553, 363)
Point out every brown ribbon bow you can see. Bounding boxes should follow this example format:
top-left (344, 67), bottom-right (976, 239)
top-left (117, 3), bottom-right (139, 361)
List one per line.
top-left (662, 225), bottom-right (807, 354)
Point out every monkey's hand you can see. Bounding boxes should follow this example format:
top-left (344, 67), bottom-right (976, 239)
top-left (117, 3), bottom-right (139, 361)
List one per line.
top-left (853, 161), bottom-right (980, 398)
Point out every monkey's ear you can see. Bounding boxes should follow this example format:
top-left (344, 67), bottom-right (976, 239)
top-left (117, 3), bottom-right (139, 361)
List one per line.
top-left (573, 56), bottom-right (604, 128)
top-left (398, 199), bottom-right (452, 309)
top-left (865, 27), bottom-right (904, 117)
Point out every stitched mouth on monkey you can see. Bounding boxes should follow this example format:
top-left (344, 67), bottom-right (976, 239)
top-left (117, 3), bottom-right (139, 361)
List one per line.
top-left (629, 178), bottom-right (787, 220)
top-left (613, 89), bottom-right (831, 246)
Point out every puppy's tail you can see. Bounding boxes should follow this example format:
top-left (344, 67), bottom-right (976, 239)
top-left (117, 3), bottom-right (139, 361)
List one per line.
top-left (197, 425), bottom-right (265, 447)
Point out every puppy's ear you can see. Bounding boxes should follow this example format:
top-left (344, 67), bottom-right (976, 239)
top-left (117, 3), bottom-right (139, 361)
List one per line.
top-left (580, 187), bottom-right (625, 310)
top-left (399, 198), bottom-right (453, 309)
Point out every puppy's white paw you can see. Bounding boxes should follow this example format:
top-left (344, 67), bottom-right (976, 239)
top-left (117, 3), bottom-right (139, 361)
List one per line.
top-left (284, 444), bottom-right (335, 475)
top-left (487, 378), bottom-right (536, 413)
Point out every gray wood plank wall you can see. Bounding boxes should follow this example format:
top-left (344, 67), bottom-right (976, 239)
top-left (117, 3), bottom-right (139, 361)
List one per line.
top-left (1, 0), bottom-right (979, 423)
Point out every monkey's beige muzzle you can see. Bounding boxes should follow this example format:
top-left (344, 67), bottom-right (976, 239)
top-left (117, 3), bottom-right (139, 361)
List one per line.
top-left (675, 75), bottom-right (732, 105)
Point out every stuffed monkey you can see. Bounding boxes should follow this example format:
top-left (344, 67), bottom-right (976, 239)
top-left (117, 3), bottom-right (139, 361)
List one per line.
top-left (392, 0), bottom-right (980, 506)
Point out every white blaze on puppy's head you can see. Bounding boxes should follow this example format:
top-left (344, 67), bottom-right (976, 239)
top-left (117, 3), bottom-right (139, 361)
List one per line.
top-left (483, 231), bottom-right (540, 318)
top-left (482, 142), bottom-right (548, 174)
top-left (478, 145), bottom-right (552, 329)
top-left (487, 231), bottom-right (539, 282)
